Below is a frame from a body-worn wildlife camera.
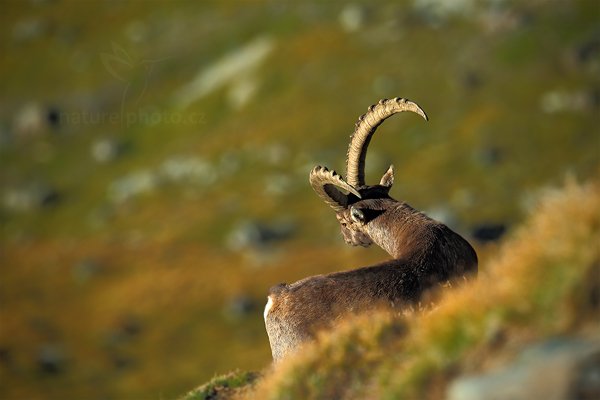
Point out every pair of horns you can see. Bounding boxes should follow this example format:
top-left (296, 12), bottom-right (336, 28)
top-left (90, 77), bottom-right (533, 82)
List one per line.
top-left (310, 97), bottom-right (428, 211)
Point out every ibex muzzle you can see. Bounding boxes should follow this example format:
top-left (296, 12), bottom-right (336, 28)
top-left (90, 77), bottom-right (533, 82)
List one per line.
top-left (265, 98), bottom-right (478, 362)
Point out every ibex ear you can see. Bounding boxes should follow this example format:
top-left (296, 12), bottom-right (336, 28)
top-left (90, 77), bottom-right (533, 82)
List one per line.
top-left (350, 206), bottom-right (366, 224)
top-left (380, 165), bottom-right (394, 188)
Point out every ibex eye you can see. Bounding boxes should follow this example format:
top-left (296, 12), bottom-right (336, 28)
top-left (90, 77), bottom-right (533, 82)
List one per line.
top-left (350, 207), bottom-right (365, 223)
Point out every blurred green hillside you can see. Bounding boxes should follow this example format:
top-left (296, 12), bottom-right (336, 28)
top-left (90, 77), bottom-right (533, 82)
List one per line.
top-left (0, 1), bottom-right (598, 399)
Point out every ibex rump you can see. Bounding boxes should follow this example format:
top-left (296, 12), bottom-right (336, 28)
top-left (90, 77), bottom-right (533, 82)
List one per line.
top-left (265, 98), bottom-right (478, 362)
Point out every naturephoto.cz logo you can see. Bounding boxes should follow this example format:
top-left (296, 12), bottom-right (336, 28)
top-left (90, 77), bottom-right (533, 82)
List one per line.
top-left (59, 108), bottom-right (205, 128)
top-left (61, 42), bottom-right (204, 128)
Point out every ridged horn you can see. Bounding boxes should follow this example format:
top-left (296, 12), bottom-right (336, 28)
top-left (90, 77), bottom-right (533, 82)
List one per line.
top-left (346, 97), bottom-right (428, 188)
top-left (309, 166), bottom-right (361, 212)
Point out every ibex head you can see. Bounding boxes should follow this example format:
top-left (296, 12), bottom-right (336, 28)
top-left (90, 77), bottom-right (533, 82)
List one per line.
top-left (309, 97), bottom-right (428, 248)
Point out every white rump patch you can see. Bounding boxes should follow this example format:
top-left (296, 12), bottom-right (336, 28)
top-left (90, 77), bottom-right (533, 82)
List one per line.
top-left (263, 296), bottom-right (274, 321)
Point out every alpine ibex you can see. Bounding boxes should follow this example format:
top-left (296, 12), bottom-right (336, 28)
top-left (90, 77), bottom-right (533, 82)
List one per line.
top-left (264, 98), bottom-right (478, 362)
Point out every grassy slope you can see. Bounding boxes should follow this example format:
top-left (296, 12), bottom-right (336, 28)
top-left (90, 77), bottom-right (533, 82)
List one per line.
top-left (1, 1), bottom-right (598, 399)
top-left (243, 178), bottom-right (599, 399)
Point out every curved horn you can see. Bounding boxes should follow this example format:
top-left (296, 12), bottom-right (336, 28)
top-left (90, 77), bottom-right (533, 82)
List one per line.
top-left (309, 166), bottom-right (361, 212)
top-left (346, 97), bottom-right (428, 188)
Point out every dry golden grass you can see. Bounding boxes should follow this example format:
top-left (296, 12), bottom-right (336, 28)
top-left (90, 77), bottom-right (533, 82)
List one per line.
top-left (245, 177), bottom-right (600, 400)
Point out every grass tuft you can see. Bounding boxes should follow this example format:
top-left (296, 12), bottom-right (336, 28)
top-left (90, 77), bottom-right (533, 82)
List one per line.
top-left (180, 370), bottom-right (260, 400)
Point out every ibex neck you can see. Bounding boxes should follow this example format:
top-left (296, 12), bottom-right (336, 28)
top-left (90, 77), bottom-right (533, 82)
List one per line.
top-left (367, 202), bottom-right (433, 260)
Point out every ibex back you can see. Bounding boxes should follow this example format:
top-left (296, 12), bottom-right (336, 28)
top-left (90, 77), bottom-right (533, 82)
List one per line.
top-left (265, 98), bottom-right (478, 362)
